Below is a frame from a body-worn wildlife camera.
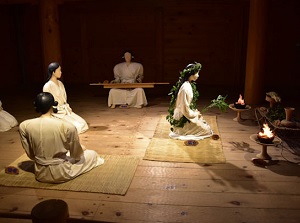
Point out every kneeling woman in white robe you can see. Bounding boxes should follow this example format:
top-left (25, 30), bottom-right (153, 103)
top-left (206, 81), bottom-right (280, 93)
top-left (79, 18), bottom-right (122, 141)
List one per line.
top-left (0, 100), bottom-right (18, 132)
top-left (43, 62), bottom-right (88, 134)
top-left (167, 62), bottom-right (213, 140)
top-left (19, 92), bottom-right (104, 183)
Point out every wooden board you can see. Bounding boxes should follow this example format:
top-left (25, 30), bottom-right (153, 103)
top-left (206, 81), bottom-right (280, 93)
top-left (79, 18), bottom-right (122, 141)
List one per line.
top-left (1, 93), bottom-right (300, 223)
top-left (89, 82), bottom-right (169, 88)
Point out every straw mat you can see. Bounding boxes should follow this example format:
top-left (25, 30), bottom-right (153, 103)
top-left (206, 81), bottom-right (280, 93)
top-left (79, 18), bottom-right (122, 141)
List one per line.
top-left (0, 154), bottom-right (140, 195)
top-left (144, 115), bottom-right (226, 164)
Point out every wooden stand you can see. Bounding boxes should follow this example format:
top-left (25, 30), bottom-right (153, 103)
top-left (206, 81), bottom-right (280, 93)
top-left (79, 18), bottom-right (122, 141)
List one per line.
top-left (257, 144), bottom-right (272, 160)
top-left (229, 104), bottom-right (251, 122)
top-left (250, 134), bottom-right (282, 160)
top-left (31, 199), bottom-right (69, 223)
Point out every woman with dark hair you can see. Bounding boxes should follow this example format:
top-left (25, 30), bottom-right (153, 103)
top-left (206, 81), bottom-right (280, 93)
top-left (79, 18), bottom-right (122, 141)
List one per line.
top-left (19, 92), bottom-right (103, 183)
top-left (43, 62), bottom-right (88, 134)
top-left (166, 62), bottom-right (213, 140)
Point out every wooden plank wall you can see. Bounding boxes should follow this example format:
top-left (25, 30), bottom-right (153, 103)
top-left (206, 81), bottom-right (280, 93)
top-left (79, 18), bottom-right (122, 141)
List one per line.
top-left (57, 0), bottom-right (249, 89)
top-left (0, 0), bottom-right (299, 99)
top-left (0, 0), bottom-right (249, 94)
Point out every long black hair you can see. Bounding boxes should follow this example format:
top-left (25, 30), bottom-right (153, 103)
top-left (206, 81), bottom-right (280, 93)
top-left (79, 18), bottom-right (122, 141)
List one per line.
top-left (47, 62), bottom-right (60, 82)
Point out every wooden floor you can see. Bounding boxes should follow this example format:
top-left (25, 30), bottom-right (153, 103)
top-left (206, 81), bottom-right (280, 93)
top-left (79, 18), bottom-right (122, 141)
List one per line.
top-left (0, 88), bottom-right (300, 223)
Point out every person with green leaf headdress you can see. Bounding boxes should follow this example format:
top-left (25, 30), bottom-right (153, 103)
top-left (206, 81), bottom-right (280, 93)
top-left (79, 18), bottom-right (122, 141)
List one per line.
top-left (166, 62), bottom-right (213, 140)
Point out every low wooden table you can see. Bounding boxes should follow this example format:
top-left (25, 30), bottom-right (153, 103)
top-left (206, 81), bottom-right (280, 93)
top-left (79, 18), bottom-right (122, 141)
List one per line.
top-left (90, 82), bottom-right (169, 88)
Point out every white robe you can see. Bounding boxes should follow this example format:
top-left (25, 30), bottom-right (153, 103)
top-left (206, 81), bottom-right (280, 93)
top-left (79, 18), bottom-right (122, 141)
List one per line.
top-left (0, 100), bottom-right (18, 132)
top-left (108, 62), bottom-right (148, 108)
top-left (19, 117), bottom-right (104, 183)
top-left (43, 80), bottom-right (88, 134)
top-left (169, 81), bottom-right (213, 140)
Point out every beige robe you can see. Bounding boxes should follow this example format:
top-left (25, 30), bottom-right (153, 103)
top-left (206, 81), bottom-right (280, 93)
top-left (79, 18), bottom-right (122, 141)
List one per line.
top-left (43, 80), bottom-right (88, 134)
top-left (0, 100), bottom-right (18, 132)
top-left (108, 62), bottom-right (148, 108)
top-left (169, 81), bottom-right (213, 140)
top-left (19, 117), bottom-right (104, 183)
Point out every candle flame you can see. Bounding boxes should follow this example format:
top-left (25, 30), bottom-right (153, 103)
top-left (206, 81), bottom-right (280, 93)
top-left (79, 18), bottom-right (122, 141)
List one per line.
top-left (237, 94), bottom-right (245, 105)
top-left (258, 124), bottom-right (274, 138)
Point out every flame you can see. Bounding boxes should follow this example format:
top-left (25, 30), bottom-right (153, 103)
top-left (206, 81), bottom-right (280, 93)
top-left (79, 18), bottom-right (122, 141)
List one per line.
top-left (237, 94), bottom-right (245, 105)
top-left (258, 124), bottom-right (274, 138)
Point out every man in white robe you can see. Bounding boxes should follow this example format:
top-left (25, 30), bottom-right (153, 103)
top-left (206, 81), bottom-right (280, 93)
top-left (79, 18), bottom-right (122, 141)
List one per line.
top-left (108, 51), bottom-right (148, 108)
top-left (19, 92), bottom-right (104, 183)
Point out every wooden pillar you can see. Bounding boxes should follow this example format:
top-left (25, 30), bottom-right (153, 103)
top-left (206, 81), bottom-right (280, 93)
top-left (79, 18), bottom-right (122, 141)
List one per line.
top-left (39, 0), bottom-right (62, 72)
top-left (244, 0), bottom-right (268, 105)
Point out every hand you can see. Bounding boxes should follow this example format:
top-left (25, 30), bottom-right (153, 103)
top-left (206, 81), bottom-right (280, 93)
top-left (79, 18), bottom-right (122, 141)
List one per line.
top-left (197, 111), bottom-right (202, 118)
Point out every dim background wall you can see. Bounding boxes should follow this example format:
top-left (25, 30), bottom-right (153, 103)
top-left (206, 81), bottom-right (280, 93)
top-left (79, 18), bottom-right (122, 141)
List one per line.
top-left (0, 0), bottom-right (299, 101)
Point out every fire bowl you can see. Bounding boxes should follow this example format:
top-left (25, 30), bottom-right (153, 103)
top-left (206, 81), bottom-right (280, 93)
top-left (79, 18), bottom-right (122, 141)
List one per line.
top-left (257, 133), bottom-right (275, 144)
top-left (234, 102), bottom-right (246, 109)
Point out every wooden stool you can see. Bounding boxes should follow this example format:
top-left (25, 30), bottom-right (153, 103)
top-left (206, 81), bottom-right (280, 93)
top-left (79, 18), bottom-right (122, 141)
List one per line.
top-left (31, 199), bottom-right (69, 223)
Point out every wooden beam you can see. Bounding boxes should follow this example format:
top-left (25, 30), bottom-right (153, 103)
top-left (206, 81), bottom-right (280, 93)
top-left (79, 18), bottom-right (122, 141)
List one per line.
top-left (39, 0), bottom-right (62, 70)
top-left (0, 0), bottom-right (38, 4)
top-left (89, 82), bottom-right (169, 89)
top-left (244, 0), bottom-right (268, 105)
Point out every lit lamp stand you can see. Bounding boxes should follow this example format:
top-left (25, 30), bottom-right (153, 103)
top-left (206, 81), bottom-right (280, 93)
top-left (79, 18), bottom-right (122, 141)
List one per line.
top-left (229, 104), bottom-right (251, 122)
top-left (250, 134), bottom-right (282, 160)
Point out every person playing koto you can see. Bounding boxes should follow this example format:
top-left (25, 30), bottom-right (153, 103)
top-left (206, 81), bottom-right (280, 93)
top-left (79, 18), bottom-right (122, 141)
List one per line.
top-left (108, 50), bottom-right (148, 109)
top-left (19, 92), bottom-right (104, 183)
top-left (43, 62), bottom-right (88, 134)
top-left (166, 62), bottom-right (213, 140)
